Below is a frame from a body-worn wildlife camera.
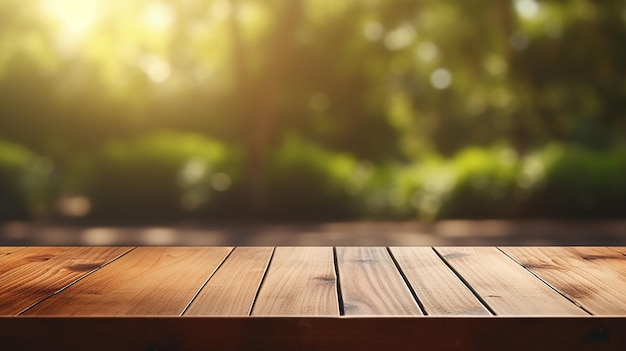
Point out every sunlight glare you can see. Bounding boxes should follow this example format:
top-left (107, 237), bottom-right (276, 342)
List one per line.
top-left (44, 0), bottom-right (98, 36)
top-left (211, 0), bottom-right (231, 20)
top-left (142, 2), bottom-right (175, 31)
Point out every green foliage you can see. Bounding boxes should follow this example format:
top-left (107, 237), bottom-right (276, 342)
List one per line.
top-left (0, 139), bottom-right (54, 220)
top-left (1, 1), bottom-right (625, 221)
top-left (267, 134), bottom-right (361, 219)
top-left (3, 135), bottom-right (626, 221)
top-left (83, 132), bottom-right (236, 220)
top-left (355, 163), bottom-right (416, 219)
top-left (392, 145), bottom-right (626, 220)
top-left (524, 145), bottom-right (626, 218)
top-left (388, 147), bottom-right (521, 220)
top-left (436, 147), bottom-right (520, 219)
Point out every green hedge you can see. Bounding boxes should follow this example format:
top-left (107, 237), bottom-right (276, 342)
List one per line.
top-left (400, 145), bottom-right (626, 220)
top-left (266, 135), bottom-right (362, 219)
top-left (420, 147), bottom-right (521, 220)
top-left (0, 139), bottom-right (54, 220)
top-left (80, 132), bottom-right (237, 220)
top-left (2, 135), bottom-right (626, 221)
top-left (523, 145), bottom-right (626, 218)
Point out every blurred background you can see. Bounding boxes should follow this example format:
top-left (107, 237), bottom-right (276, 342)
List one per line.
top-left (1, 0), bottom-right (625, 244)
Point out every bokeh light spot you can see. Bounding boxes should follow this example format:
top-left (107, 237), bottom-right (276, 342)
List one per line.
top-left (82, 228), bottom-right (119, 246)
top-left (140, 228), bottom-right (177, 245)
top-left (56, 196), bottom-right (91, 217)
top-left (384, 23), bottom-right (416, 50)
top-left (430, 68), bottom-right (452, 90)
top-left (139, 54), bottom-right (171, 83)
top-left (363, 21), bottom-right (384, 41)
top-left (416, 41), bottom-right (439, 62)
top-left (179, 157), bottom-right (207, 186)
top-left (211, 172), bottom-right (231, 191)
top-left (484, 55), bottom-right (507, 77)
top-left (142, 2), bottom-right (175, 31)
top-left (515, 0), bottom-right (540, 19)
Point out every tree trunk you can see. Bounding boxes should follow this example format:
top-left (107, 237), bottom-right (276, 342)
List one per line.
top-left (229, 0), bottom-right (302, 216)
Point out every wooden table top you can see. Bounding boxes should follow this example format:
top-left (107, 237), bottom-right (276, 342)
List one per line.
top-left (1, 246), bottom-right (625, 317)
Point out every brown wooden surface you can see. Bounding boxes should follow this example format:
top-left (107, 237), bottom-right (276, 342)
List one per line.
top-left (0, 246), bottom-right (24, 259)
top-left (0, 247), bottom-right (131, 315)
top-left (1, 246), bottom-right (625, 318)
top-left (185, 247), bottom-right (273, 316)
top-left (606, 247), bottom-right (626, 256)
top-left (336, 247), bottom-right (422, 315)
top-left (390, 247), bottom-right (490, 315)
top-left (502, 246), bottom-right (626, 315)
top-left (251, 247), bottom-right (339, 316)
top-left (2, 317), bottom-right (625, 351)
top-left (435, 247), bottom-right (588, 316)
top-left (23, 247), bottom-right (232, 316)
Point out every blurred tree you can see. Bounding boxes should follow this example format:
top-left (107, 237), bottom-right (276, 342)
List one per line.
top-left (228, 0), bottom-right (303, 214)
top-left (0, 0), bottom-right (624, 219)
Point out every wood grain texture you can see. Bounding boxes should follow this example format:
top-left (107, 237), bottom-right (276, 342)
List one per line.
top-left (23, 247), bottom-right (232, 316)
top-left (336, 247), bottom-right (422, 315)
top-left (0, 247), bottom-right (24, 260)
top-left (606, 247), bottom-right (626, 256)
top-left (185, 247), bottom-right (273, 316)
top-left (435, 247), bottom-right (587, 316)
top-left (0, 247), bottom-right (131, 315)
top-left (390, 247), bottom-right (490, 315)
top-left (251, 247), bottom-right (339, 316)
top-left (502, 247), bottom-right (626, 315)
top-left (0, 247), bottom-right (74, 276)
top-left (3, 246), bottom-right (625, 319)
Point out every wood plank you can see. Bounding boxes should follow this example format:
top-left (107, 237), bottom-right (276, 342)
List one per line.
top-left (23, 247), bottom-right (232, 316)
top-left (185, 247), bottom-right (273, 316)
top-left (599, 247), bottom-right (626, 269)
top-left (390, 247), bottom-right (490, 316)
top-left (251, 247), bottom-right (338, 316)
top-left (0, 247), bottom-right (131, 315)
top-left (0, 247), bottom-right (25, 260)
top-left (0, 247), bottom-right (74, 276)
top-left (435, 247), bottom-right (587, 316)
top-left (336, 247), bottom-right (422, 315)
top-left (502, 246), bottom-right (626, 315)
top-left (605, 247), bottom-right (626, 256)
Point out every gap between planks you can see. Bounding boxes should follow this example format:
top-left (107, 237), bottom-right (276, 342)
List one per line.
top-left (435, 247), bottom-right (588, 316)
top-left (14, 247), bottom-right (136, 316)
top-left (4, 246), bottom-right (609, 317)
top-left (184, 247), bottom-right (275, 316)
top-left (21, 247), bottom-right (233, 316)
top-left (499, 247), bottom-right (626, 315)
